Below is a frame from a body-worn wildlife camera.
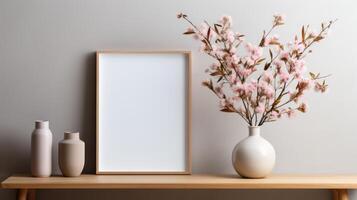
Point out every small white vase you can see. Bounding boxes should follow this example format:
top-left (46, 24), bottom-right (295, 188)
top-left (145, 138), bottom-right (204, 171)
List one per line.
top-left (232, 126), bottom-right (275, 178)
top-left (58, 132), bottom-right (85, 177)
top-left (31, 120), bottom-right (53, 177)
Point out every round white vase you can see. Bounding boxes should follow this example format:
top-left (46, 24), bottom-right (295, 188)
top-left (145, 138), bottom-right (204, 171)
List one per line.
top-left (31, 120), bottom-right (53, 177)
top-left (58, 132), bottom-right (85, 177)
top-left (232, 126), bottom-right (275, 178)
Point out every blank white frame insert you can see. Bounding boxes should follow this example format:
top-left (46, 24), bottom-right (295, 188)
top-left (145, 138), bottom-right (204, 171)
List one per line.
top-left (96, 51), bottom-right (191, 174)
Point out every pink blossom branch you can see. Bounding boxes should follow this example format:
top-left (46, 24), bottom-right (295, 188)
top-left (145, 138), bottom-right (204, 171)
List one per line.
top-left (178, 13), bottom-right (335, 127)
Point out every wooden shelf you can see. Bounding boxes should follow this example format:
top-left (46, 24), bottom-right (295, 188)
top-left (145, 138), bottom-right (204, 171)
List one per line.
top-left (2, 174), bottom-right (357, 189)
top-left (1, 174), bottom-right (354, 200)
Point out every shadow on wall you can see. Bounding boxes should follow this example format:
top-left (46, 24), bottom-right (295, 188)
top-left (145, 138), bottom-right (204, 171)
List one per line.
top-left (0, 128), bottom-right (31, 199)
top-left (80, 52), bottom-right (97, 174)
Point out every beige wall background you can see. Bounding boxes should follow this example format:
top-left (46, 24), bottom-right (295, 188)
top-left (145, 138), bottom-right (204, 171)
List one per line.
top-left (0, 0), bottom-right (356, 199)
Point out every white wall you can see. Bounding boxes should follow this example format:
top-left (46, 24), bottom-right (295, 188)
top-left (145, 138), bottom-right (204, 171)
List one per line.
top-left (0, 0), bottom-right (356, 199)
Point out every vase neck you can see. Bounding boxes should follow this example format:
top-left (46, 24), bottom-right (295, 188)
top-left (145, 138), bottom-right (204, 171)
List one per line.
top-left (64, 132), bottom-right (80, 140)
top-left (248, 126), bottom-right (260, 136)
top-left (35, 120), bottom-right (49, 129)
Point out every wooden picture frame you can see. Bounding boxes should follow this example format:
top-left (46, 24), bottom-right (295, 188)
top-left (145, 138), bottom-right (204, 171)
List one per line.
top-left (96, 50), bottom-right (191, 174)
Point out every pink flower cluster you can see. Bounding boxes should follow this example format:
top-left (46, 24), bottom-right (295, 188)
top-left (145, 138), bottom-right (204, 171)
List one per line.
top-left (178, 13), bottom-right (334, 126)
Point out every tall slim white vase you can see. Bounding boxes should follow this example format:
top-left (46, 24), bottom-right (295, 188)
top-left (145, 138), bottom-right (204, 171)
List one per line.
top-left (31, 120), bottom-right (53, 177)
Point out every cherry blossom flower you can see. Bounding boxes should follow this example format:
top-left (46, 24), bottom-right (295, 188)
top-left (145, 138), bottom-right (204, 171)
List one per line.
top-left (199, 43), bottom-right (210, 53)
top-left (293, 60), bottom-right (307, 79)
top-left (199, 23), bottom-right (209, 35)
top-left (241, 56), bottom-right (255, 66)
top-left (226, 30), bottom-right (235, 43)
top-left (293, 43), bottom-right (305, 53)
top-left (245, 43), bottom-right (263, 60)
top-left (273, 14), bottom-right (285, 26)
top-left (229, 46), bottom-right (237, 54)
top-left (255, 102), bottom-right (266, 114)
top-left (270, 110), bottom-right (280, 119)
top-left (235, 32), bottom-right (244, 41)
top-left (220, 15), bottom-right (233, 27)
top-left (297, 102), bottom-right (308, 113)
top-left (219, 98), bottom-right (228, 109)
top-left (297, 79), bottom-right (312, 91)
top-left (314, 81), bottom-right (328, 93)
top-left (279, 70), bottom-right (290, 84)
top-left (240, 68), bottom-right (250, 78)
top-left (230, 54), bottom-right (239, 65)
top-left (263, 71), bottom-right (274, 83)
top-left (264, 34), bottom-right (280, 46)
top-left (185, 27), bottom-right (195, 33)
top-left (176, 12), bottom-right (185, 19)
top-left (286, 108), bottom-right (296, 118)
top-left (274, 60), bottom-right (284, 72)
top-left (258, 81), bottom-right (274, 99)
top-left (280, 51), bottom-right (290, 61)
top-left (229, 71), bottom-right (237, 84)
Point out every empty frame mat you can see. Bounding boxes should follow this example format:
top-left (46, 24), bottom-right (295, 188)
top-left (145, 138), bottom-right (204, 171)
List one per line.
top-left (96, 51), bottom-right (191, 174)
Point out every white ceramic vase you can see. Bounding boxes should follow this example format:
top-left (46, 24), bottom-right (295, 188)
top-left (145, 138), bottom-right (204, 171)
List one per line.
top-left (232, 126), bottom-right (275, 178)
top-left (58, 132), bottom-right (85, 177)
top-left (31, 120), bottom-right (53, 177)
